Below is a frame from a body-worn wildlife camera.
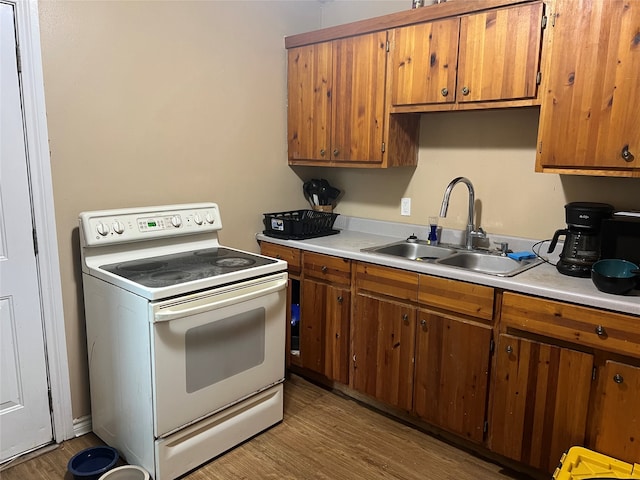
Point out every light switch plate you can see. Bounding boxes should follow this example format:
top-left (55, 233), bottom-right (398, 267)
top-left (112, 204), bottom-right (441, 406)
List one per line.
top-left (401, 197), bottom-right (411, 216)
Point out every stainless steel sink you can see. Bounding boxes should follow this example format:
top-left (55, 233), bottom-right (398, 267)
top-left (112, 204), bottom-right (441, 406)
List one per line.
top-left (362, 239), bottom-right (542, 277)
top-left (362, 240), bottom-right (456, 261)
top-left (435, 251), bottom-right (542, 277)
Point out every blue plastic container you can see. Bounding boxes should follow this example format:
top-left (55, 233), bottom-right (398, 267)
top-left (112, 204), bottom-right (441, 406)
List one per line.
top-left (68, 446), bottom-right (119, 480)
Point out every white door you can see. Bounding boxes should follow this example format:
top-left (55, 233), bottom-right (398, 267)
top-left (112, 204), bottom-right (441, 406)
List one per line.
top-left (0, 2), bottom-right (53, 461)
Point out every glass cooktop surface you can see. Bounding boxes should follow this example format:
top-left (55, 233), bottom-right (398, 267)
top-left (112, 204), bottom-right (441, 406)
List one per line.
top-left (101, 247), bottom-right (276, 288)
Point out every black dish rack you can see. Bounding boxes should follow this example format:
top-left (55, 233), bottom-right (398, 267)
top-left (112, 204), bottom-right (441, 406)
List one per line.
top-left (262, 210), bottom-right (339, 240)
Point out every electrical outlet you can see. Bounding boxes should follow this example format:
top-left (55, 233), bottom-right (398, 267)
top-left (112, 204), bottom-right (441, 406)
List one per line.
top-left (401, 197), bottom-right (411, 216)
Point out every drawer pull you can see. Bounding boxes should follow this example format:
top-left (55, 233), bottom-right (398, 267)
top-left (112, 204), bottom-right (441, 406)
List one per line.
top-left (321, 265), bottom-right (328, 273)
top-left (613, 373), bottom-right (624, 384)
top-left (402, 313), bottom-right (409, 324)
top-left (505, 345), bottom-right (513, 354)
top-left (420, 319), bottom-right (427, 328)
top-left (337, 296), bottom-right (343, 304)
top-left (595, 325), bottom-right (607, 337)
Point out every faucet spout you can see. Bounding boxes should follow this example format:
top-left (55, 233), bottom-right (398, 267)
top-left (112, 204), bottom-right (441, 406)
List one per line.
top-left (439, 177), bottom-right (482, 250)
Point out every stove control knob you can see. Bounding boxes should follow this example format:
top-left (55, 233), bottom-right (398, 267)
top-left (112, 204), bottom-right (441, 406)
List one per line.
top-left (205, 212), bottom-right (215, 224)
top-left (96, 222), bottom-right (110, 236)
top-left (171, 215), bottom-right (182, 228)
top-left (194, 214), bottom-right (203, 225)
top-left (112, 221), bottom-right (125, 234)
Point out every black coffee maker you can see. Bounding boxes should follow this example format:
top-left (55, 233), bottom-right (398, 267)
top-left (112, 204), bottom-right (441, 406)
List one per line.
top-left (548, 202), bottom-right (614, 277)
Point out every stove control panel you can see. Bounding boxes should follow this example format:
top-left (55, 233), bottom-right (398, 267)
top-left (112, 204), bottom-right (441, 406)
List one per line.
top-left (80, 203), bottom-right (222, 246)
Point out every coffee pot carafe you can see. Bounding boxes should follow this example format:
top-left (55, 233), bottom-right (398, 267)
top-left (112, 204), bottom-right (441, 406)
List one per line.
top-left (547, 202), bottom-right (614, 277)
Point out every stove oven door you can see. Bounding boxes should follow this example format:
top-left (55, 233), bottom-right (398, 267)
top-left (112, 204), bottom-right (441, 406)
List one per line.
top-left (150, 272), bottom-right (287, 438)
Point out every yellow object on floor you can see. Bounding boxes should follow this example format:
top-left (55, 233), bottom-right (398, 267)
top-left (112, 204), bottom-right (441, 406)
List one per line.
top-left (553, 446), bottom-right (640, 480)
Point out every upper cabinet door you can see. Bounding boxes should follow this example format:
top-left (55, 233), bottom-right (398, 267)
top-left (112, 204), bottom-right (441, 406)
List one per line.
top-left (287, 43), bottom-right (332, 162)
top-left (457, 2), bottom-right (543, 102)
top-left (389, 18), bottom-right (460, 106)
top-left (331, 32), bottom-right (387, 163)
top-left (536, 0), bottom-right (640, 174)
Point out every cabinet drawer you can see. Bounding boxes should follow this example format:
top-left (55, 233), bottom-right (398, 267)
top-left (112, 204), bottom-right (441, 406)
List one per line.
top-left (355, 262), bottom-right (418, 303)
top-left (501, 292), bottom-right (640, 359)
top-left (418, 275), bottom-right (494, 321)
top-left (260, 242), bottom-right (301, 275)
top-left (303, 252), bottom-right (351, 286)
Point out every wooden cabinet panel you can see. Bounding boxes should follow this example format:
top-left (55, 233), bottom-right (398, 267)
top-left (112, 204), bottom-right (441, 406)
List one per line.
top-left (490, 334), bottom-right (593, 473)
top-left (260, 242), bottom-right (301, 275)
top-left (331, 32), bottom-right (387, 163)
top-left (536, 0), bottom-right (640, 175)
top-left (352, 295), bottom-right (416, 411)
top-left (502, 292), bottom-right (640, 359)
top-left (591, 360), bottom-right (640, 463)
top-left (414, 310), bottom-right (491, 443)
top-left (303, 251), bottom-right (351, 286)
top-left (389, 18), bottom-right (460, 106)
top-left (418, 274), bottom-right (494, 321)
top-left (457, 2), bottom-right (543, 102)
top-left (287, 43), bottom-right (332, 162)
top-left (355, 262), bottom-right (418, 302)
top-left (300, 279), bottom-right (350, 384)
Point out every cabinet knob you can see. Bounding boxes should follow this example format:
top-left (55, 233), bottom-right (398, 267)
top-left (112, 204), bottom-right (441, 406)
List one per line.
top-left (506, 345), bottom-right (513, 354)
top-left (595, 325), bottom-right (607, 337)
top-left (621, 145), bottom-right (634, 162)
top-left (337, 295), bottom-right (343, 303)
top-left (461, 86), bottom-right (470, 96)
top-left (613, 373), bottom-right (624, 384)
top-left (402, 313), bottom-right (409, 324)
top-left (420, 319), bottom-right (427, 328)
top-left (320, 149), bottom-right (326, 157)
top-left (333, 149), bottom-right (339, 157)
top-left (321, 265), bottom-right (328, 273)
top-left (441, 88), bottom-right (448, 97)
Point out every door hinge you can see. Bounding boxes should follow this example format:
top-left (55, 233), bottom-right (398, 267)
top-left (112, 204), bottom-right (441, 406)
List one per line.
top-left (489, 338), bottom-right (495, 354)
top-left (483, 420), bottom-right (488, 433)
top-left (541, 15), bottom-right (547, 29)
top-left (536, 71), bottom-right (542, 85)
top-left (16, 46), bottom-right (22, 73)
top-left (32, 228), bottom-right (38, 255)
top-left (538, 141), bottom-right (543, 154)
top-left (592, 366), bottom-right (597, 381)
top-left (381, 142), bottom-right (386, 153)
top-left (386, 40), bottom-right (390, 53)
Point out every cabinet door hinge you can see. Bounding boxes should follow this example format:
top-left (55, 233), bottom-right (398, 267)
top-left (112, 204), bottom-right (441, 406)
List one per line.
top-left (32, 228), bottom-right (38, 256)
top-left (536, 71), bottom-right (542, 85)
top-left (592, 366), bottom-right (597, 381)
top-left (489, 338), bottom-right (495, 354)
top-left (541, 15), bottom-right (547, 29)
top-left (386, 40), bottom-right (390, 53)
top-left (381, 142), bottom-right (386, 153)
top-left (16, 46), bottom-right (22, 73)
top-left (538, 141), bottom-right (543, 154)
top-left (483, 420), bottom-right (488, 433)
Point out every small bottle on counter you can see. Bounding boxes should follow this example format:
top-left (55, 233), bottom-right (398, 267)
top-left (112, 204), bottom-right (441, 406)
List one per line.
top-left (427, 216), bottom-right (439, 245)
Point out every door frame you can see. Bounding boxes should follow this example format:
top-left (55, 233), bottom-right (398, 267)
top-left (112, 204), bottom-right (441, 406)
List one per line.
top-left (11, 0), bottom-right (74, 442)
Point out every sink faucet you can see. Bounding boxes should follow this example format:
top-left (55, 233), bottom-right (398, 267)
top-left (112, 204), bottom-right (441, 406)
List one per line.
top-left (439, 177), bottom-right (486, 250)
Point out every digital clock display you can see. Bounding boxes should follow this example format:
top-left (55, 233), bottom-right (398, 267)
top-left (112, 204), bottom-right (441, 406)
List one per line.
top-left (148, 221), bottom-right (157, 227)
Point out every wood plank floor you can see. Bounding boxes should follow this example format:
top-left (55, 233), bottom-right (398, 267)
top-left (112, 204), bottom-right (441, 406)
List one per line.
top-left (1, 375), bottom-right (538, 480)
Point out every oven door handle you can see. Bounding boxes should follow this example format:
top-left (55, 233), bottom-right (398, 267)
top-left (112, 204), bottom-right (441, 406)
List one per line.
top-left (153, 278), bottom-right (287, 323)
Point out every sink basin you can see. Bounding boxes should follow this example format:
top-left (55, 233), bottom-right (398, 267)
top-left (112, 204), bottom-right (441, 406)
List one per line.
top-left (362, 241), bottom-right (456, 261)
top-left (435, 251), bottom-right (542, 277)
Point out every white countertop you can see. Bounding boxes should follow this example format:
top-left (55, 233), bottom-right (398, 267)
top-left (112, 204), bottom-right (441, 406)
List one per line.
top-left (257, 215), bottom-right (640, 317)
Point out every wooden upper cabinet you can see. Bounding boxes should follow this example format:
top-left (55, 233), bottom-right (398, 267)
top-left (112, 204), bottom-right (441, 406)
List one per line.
top-left (288, 32), bottom-right (392, 166)
top-left (389, 18), bottom-right (460, 106)
top-left (536, 0), bottom-right (640, 176)
top-left (388, 1), bottom-right (543, 110)
top-left (457, 2), bottom-right (543, 102)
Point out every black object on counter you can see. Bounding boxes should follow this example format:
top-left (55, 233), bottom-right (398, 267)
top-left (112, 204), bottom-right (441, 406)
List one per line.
top-left (548, 202), bottom-right (614, 277)
top-left (591, 259), bottom-right (640, 295)
top-left (263, 210), bottom-right (339, 240)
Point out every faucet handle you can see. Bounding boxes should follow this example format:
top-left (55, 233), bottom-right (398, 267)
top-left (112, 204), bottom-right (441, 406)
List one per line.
top-left (470, 227), bottom-right (487, 238)
top-left (493, 241), bottom-right (510, 255)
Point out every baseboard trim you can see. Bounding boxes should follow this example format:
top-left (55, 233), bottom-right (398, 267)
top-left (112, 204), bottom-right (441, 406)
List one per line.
top-left (73, 415), bottom-right (92, 437)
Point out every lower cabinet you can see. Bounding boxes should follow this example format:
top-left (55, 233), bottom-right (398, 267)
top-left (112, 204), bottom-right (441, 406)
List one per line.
top-left (591, 360), bottom-right (640, 463)
top-left (300, 278), bottom-right (350, 384)
top-left (489, 333), bottom-right (593, 473)
top-left (413, 310), bottom-right (492, 443)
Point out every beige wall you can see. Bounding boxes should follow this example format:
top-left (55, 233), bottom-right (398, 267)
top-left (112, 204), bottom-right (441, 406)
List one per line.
top-left (38, 0), bottom-right (321, 420)
top-left (38, 0), bottom-right (640, 422)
